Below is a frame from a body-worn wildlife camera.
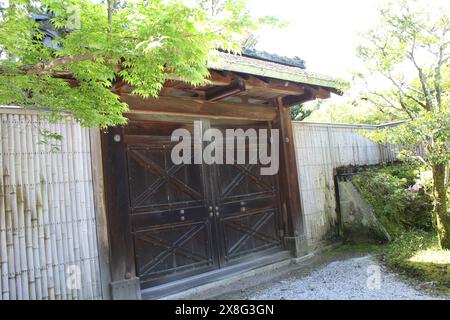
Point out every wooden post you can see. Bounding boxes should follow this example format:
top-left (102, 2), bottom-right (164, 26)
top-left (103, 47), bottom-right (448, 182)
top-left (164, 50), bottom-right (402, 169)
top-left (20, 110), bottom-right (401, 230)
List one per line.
top-left (101, 127), bottom-right (141, 300)
top-left (89, 129), bottom-right (112, 300)
top-left (272, 97), bottom-right (308, 257)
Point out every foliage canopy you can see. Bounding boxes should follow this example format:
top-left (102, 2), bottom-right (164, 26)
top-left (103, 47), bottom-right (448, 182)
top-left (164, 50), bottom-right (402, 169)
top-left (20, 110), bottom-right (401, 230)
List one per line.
top-left (355, 0), bottom-right (450, 248)
top-left (356, 0), bottom-right (450, 166)
top-left (0, 0), bottom-right (257, 127)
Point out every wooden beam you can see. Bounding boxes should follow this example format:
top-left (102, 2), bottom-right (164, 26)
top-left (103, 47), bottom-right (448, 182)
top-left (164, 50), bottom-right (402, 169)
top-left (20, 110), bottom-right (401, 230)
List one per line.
top-left (272, 97), bottom-right (306, 257)
top-left (205, 79), bottom-right (246, 101)
top-left (121, 93), bottom-right (276, 121)
top-left (281, 86), bottom-right (331, 107)
top-left (239, 75), bottom-right (305, 96)
top-left (307, 85), bottom-right (332, 99)
top-left (207, 70), bottom-right (306, 96)
top-left (282, 93), bottom-right (314, 107)
top-left (206, 70), bottom-right (234, 85)
top-left (160, 87), bottom-right (206, 99)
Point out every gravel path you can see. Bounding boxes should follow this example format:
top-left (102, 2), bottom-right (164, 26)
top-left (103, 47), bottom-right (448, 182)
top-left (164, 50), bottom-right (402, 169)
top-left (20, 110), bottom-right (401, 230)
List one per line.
top-left (247, 255), bottom-right (441, 300)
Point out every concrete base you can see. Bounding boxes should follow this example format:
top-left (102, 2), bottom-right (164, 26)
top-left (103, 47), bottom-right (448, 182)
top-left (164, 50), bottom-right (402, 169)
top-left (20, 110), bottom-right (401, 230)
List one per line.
top-left (157, 246), bottom-right (338, 300)
top-left (159, 258), bottom-right (296, 300)
top-left (143, 242), bottom-right (342, 300)
top-left (284, 233), bottom-right (309, 258)
top-left (142, 251), bottom-right (290, 299)
top-left (110, 277), bottom-right (142, 300)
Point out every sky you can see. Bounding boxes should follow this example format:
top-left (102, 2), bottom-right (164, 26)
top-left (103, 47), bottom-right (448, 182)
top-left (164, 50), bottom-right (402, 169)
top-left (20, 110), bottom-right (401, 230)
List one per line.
top-left (247, 0), bottom-right (386, 80)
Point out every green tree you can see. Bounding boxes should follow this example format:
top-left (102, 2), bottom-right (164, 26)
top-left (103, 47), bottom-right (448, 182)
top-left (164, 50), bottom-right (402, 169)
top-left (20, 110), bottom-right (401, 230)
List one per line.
top-left (290, 104), bottom-right (311, 121)
top-left (0, 0), bottom-right (252, 127)
top-left (305, 97), bottom-right (404, 124)
top-left (356, 0), bottom-right (450, 248)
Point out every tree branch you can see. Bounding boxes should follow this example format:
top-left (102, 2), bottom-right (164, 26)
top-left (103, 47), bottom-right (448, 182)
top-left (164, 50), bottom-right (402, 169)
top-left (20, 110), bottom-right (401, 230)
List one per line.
top-left (18, 53), bottom-right (102, 75)
top-left (107, 0), bottom-right (114, 35)
top-left (396, 92), bottom-right (416, 120)
top-left (409, 34), bottom-right (433, 111)
top-left (434, 44), bottom-right (444, 110)
top-left (384, 71), bottom-right (428, 110)
top-left (367, 91), bottom-right (415, 120)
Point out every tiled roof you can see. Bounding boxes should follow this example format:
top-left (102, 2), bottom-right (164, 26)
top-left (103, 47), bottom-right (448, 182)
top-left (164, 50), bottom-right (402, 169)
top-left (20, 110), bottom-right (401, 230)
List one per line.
top-left (208, 52), bottom-right (347, 92)
top-left (241, 48), bottom-right (306, 69)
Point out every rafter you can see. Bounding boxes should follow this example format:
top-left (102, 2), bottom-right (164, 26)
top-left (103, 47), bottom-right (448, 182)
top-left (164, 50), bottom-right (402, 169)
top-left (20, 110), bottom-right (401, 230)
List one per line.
top-left (205, 79), bottom-right (246, 101)
top-left (281, 86), bottom-right (331, 107)
top-left (207, 70), bottom-right (306, 96)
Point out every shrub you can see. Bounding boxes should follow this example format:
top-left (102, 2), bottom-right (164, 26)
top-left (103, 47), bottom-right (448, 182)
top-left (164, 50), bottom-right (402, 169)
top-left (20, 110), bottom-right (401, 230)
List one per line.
top-left (353, 164), bottom-right (433, 238)
top-left (384, 231), bottom-right (450, 295)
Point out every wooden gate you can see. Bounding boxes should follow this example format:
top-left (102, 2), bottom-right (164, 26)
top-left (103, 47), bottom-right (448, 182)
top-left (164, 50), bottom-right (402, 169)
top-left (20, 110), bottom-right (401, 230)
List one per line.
top-left (104, 120), bottom-right (283, 289)
top-left (211, 123), bottom-right (282, 266)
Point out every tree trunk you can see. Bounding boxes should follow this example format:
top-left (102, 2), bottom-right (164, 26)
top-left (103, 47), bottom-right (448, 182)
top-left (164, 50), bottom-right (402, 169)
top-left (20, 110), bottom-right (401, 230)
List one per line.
top-left (432, 163), bottom-right (450, 249)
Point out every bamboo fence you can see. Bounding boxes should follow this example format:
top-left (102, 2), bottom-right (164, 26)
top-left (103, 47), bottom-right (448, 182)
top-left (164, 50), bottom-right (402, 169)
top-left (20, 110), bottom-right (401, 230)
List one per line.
top-left (292, 121), bottom-right (400, 248)
top-left (0, 108), bottom-right (101, 300)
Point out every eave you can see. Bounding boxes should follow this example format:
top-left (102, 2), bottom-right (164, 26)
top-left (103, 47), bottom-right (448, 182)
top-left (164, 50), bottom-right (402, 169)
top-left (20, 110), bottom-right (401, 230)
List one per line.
top-left (207, 52), bottom-right (348, 95)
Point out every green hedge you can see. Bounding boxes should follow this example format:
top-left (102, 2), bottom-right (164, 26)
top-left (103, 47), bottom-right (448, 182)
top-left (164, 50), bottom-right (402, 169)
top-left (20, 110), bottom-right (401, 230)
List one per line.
top-left (352, 164), bottom-right (433, 239)
top-left (352, 164), bottom-right (448, 295)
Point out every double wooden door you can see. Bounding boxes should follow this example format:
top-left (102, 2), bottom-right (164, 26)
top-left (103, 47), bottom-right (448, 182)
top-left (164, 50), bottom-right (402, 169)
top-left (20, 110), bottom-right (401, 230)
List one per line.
top-left (118, 120), bottom-right (283, 289)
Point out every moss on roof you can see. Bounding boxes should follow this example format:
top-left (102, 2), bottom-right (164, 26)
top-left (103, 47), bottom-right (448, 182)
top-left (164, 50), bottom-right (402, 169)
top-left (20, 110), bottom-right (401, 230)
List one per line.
top-left (208, 52), bottom-right (348, 93)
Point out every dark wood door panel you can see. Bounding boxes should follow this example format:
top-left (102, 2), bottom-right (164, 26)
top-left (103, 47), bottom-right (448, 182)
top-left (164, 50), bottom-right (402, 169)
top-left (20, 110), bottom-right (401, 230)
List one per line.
top-left (211, 122), bottom-right (283, 266)
top-left (127, 146), bottom-right (205, 211)
top-left (124, 135), bottom-right (177, 147)
top-left (217, 196), bottom-right (282, 264)
top-left (113, 119), bottom-right (284, 289)
top-left (219, 206), bottom-right (281, 263)
top-left (218, 196), bottom-right (275, 216)
top-left (124, 123), bottom-right (219, 289)
top-left (216, 162), bottom-right (276, 204)
top-left (135, 220), bottom-right (216, 288)
top-left (130, 206), bottom-right (209, 229)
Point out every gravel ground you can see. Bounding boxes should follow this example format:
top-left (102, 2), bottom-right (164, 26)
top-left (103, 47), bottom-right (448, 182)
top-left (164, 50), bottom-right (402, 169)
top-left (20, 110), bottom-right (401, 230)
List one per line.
top-left (247, 255), bottom-right (441, 300)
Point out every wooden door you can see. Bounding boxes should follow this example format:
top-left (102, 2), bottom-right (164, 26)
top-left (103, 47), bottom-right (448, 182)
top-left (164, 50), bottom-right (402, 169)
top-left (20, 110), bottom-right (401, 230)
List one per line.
top-left (107, 120), bottom-right (284, 289)
top-left (211, 122), bottom-right (283, 266)
top-left (124, 121), bottom-right (218, 289)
